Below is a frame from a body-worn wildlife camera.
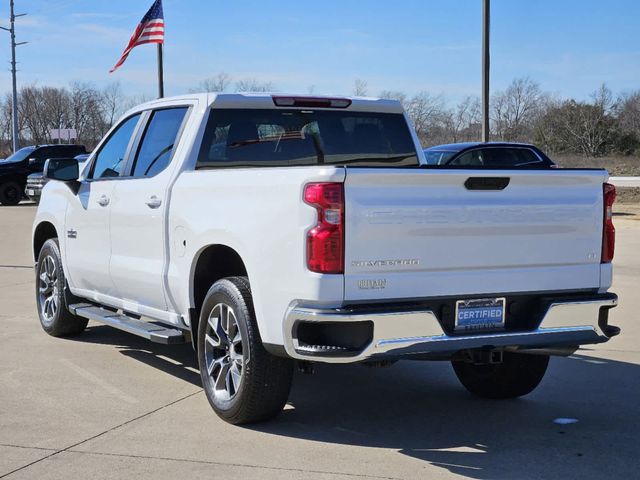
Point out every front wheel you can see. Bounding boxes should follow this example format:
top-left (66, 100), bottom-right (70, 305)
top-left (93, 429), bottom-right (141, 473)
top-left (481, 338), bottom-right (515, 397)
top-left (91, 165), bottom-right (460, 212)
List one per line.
top-left (36, 238), bottom-right (88, 336)
top-left (452, 352), bottom-right (549, 399)
top-left (197, 276), bottom-right (294, 424)
top-left (0, 181), bottom-right (22, 206)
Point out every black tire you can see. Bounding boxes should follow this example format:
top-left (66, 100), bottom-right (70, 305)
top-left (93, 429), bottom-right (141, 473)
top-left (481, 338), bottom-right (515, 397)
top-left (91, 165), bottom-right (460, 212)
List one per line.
top-left (0, 181), bottom-right (22, 206)
top-left (35, 238), bottom-right (88, 337)
top-left (197, 276), bottom-right (294, 424)
top-left (452, 352), bottom-right (549, 399)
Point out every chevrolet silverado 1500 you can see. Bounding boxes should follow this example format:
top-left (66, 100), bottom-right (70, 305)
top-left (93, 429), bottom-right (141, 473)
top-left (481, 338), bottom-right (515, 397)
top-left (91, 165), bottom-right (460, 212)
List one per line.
top-left (32, 93), bottom-right (619, 424)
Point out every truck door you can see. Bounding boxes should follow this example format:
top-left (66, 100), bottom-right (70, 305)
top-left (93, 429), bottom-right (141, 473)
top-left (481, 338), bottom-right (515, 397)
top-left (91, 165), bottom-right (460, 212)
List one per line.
top-left (64, 113), bottom-right (143, 296)
top-left (109, 106), bottom-right (189, 313)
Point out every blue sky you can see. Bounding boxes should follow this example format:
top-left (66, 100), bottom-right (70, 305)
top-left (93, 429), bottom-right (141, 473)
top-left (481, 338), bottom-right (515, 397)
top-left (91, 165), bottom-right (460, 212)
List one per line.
top-left (0, 0), bottom-right (638, 103)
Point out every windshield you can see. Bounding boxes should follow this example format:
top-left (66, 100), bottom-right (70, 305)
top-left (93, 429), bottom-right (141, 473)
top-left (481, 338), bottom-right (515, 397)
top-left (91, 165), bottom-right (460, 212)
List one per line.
top-left (424, 150), bottom-right (456, 165)
top-left (197, 109), bottom-right (418, 168)
top-left (1, 146), bottom-right (36, 163)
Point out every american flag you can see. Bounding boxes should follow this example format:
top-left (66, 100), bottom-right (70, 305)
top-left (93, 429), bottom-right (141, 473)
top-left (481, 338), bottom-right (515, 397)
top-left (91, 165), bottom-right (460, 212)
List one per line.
top-left (110, 0), bottom-right (165, 73)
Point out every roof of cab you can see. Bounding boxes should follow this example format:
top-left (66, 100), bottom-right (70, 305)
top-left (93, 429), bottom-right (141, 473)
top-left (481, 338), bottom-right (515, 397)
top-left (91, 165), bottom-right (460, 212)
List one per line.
top-left (130, 92), bottom-right (405, 114)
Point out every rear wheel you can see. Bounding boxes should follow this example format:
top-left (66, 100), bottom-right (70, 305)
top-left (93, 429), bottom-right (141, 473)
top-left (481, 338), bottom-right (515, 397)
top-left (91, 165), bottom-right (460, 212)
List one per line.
top-left (0, 181), bottom-right (22, 206)
top-left (198, 276), bottom-right (294, 424)
top-left (452, 352), bottom-right (549, 399)
top-left (36, 238), bottom-right (88, 336)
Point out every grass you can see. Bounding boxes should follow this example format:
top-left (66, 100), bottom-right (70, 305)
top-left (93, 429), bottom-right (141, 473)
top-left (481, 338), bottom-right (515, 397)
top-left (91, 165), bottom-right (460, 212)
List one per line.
top-left (553, 154), bottom-right (640, 176)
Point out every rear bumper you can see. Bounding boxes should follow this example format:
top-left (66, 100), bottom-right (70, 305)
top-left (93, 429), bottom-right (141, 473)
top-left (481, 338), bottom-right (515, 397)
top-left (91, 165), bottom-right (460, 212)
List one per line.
top-left (283, 292), bottom-right (618, 363)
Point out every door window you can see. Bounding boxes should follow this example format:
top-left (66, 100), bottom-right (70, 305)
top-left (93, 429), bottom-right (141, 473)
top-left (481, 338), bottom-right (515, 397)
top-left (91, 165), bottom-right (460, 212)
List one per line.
top-left (89, 114), bottom-right (141, 179)
top-left (131, 107), bottom-right (188, 178)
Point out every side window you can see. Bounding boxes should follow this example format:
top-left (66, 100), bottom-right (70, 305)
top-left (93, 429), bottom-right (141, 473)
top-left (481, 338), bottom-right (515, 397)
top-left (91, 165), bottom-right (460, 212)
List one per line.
top-left (450, 150), bottom-right (484, 166)
top-left (131, 107), bottom-right (188, 178)
top-left (89, 114), bottom-right (141, 180)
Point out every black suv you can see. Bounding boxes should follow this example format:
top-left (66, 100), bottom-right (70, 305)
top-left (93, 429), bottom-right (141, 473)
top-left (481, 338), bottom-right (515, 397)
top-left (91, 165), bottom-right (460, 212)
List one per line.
top-left (0, 144), bottom-right (87, 205)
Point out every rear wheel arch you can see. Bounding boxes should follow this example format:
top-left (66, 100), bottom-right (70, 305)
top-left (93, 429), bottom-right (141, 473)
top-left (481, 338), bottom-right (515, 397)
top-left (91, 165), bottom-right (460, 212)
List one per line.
top-left (190, 244), bottom-right (249, 347)
top-left (33, 222), bottom-right (59, 262)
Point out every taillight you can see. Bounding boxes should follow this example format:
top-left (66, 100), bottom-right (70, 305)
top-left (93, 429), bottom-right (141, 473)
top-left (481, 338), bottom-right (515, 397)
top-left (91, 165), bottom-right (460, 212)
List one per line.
top-left (601, 182), bottom-right (616, 263)
top-left (304, 182), bottom-right (344, 274)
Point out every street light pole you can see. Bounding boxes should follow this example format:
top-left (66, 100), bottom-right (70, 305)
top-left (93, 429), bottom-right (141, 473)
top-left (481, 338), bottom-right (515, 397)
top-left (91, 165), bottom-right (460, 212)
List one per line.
top-left (481, 0), bottom-right (490, 142)
top-left (1, 0), bottom-right (27, 153)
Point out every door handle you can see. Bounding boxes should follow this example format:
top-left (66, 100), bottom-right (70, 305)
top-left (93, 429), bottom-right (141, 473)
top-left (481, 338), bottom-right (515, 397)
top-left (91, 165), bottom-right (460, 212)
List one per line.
top-left (145, 195), bottom-right (162, 209)
top-left (97, 195), bottom-right (110, 207)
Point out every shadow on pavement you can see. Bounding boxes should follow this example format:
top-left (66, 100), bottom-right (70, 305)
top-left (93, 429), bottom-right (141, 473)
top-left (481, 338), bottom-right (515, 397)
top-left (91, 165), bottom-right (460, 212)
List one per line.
top-left (71, 325), bottom-right (639, 479)
top-left (79, 324), bottom-right (200, 386)
top-left (260, 353), bottom-right (639, 479)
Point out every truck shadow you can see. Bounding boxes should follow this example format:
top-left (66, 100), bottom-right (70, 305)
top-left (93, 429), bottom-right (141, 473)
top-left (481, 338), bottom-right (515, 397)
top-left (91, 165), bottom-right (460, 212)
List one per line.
top-left (80, 324), bottom-right (201, 386)
top-left (75, 325), bottom-right (638, 479)
top-left (259, 352), bottom-right (640, 479)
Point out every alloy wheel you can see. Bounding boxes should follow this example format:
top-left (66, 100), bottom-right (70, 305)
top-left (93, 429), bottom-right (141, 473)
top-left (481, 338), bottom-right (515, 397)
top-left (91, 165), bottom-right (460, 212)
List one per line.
top-left (38, 255), bottom-right (58, 324)
top-left (204, 303), bottom-right (245, 401)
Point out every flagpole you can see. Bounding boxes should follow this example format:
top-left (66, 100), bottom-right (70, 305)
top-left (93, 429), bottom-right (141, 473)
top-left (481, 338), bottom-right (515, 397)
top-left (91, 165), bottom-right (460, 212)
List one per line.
top-left (157, 43), bottom-right (164, 98)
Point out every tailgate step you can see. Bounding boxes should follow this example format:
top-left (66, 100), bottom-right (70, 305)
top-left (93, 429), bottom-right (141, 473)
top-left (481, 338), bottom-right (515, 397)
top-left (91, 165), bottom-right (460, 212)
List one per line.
top-left (69, 304), bottom-right (186, 344)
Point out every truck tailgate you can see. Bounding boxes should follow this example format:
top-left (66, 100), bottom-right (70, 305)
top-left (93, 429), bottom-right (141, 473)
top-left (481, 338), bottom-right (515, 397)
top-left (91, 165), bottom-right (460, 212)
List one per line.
top-left (344, 168), bottom-right (606, 301)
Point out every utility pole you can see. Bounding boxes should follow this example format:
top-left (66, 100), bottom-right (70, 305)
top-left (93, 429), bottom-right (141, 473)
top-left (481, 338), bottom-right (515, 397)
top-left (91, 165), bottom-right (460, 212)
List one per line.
top-left (1, 0), bottom-right (27, 153)
top-left (481, 0), bottom-right (490, 142)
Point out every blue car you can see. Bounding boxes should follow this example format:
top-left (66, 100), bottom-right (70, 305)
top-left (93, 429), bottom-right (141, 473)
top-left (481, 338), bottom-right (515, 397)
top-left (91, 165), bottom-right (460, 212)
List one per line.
top-left (423, 142), bottom-right (555, 168)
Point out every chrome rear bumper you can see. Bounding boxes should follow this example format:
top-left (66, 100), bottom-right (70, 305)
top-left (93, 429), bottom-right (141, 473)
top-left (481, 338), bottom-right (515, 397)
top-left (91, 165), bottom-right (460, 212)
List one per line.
top-left (283, 293), bottom-right (618, 363)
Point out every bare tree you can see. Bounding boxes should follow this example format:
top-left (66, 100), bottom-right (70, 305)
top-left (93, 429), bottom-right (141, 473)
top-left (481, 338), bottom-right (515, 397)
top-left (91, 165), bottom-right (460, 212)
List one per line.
top-left (616, 91), bottom-right (640, 133)
top-left (353, 79), bottom-right (368, 96)
top-left (442, 96), bottom-right (482, 143)
top-left (492, 77), bottom-right (544, 141)
top-left (235, 78), bottom-right (274, 92)
top-left (404, 92), bottom-right (447, 145)
top-left (190, 72), bottom-right (232, 93)
top-left (102, 82), bottom-right (126, 127)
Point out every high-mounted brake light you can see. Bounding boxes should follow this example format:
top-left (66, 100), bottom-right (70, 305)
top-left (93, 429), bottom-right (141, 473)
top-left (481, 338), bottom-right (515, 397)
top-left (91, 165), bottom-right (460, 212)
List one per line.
top-left (304, 183), bottom-right (344, 274)
top-left (601, 182), bottom-right (616, 263)
top-left (272, 96), bottom-right (352, 109)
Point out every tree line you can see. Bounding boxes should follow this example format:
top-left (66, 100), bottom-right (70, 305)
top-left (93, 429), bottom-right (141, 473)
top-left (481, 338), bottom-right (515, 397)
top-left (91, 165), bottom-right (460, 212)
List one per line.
top-left (2, 75), bottom-right (639, 158)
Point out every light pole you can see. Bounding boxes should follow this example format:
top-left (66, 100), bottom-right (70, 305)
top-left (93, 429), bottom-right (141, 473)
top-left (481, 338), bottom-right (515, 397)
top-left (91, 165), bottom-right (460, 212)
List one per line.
top-left (481, 0), bottom-right (490, 142)
top-left (0, 0), bottom-right (27, 153)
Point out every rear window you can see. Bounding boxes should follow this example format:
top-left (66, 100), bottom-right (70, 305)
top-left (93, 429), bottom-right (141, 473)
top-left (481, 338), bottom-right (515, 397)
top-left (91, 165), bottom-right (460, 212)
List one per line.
top-left (197, 109), bottom-right (418, 168)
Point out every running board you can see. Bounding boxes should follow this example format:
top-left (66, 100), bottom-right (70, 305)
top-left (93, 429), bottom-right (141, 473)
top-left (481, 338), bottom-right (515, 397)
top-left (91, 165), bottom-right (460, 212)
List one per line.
top-left (69, 304), bottom-right (187, 345)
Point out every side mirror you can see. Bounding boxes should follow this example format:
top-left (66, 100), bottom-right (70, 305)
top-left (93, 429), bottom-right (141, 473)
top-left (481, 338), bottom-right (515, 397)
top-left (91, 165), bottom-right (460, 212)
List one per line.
top-left (28, 157), bottom-right (37, 166)
top-left (43, 158), bottom-right (79, 182)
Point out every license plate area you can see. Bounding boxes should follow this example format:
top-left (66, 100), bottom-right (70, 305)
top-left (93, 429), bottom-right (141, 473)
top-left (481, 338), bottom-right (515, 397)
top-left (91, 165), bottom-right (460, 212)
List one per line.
top-left (455, 297), bottom-right (506, 332)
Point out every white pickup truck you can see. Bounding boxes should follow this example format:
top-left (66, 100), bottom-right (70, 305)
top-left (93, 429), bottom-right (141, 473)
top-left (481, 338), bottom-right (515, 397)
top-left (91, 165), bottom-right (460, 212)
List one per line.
top-left (33, 93), bottom-right (619, 424)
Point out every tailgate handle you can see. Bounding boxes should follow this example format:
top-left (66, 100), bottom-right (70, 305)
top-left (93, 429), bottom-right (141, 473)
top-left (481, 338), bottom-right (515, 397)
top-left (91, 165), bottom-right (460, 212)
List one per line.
top-left (464, 177), bottom-right (510, 191)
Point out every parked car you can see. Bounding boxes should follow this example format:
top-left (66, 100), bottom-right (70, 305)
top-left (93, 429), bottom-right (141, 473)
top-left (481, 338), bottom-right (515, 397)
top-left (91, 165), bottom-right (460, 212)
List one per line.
top-left (424, 142), bottom-right (555, 167)
top-left (33, 93), bottom-right (618, 424)
top-left (25, 153), bottom-right (91, 204)
top-left (0, 144), bottom-right (87, 205)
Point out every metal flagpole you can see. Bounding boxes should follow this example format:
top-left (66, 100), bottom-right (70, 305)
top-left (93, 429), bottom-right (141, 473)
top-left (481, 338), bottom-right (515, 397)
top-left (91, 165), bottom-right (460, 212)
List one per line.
top-left (157, 43), bottom-right (164, 98)
top-left (481, 0), bottom-right (490, 142)
top-left (0, 0), bottom-right (28, 153)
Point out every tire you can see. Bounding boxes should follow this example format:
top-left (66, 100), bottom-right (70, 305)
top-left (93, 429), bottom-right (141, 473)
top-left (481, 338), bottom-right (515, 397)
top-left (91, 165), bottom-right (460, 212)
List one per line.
top-left (0, 181), bottom-right (22, 206)
top-left (452, 352), bottom-right (549, 399)
top-left (197, 276), bottom-right (294, 424)
top-left (36, 238), bottom-right (88, 337)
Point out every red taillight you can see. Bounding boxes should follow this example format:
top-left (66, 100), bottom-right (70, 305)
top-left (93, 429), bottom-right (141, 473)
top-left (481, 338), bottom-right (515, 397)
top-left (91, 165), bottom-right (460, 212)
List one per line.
top-left (601, 182), bottom-right (616, 263)
top-left (304, 182), bottom-right (344, 274)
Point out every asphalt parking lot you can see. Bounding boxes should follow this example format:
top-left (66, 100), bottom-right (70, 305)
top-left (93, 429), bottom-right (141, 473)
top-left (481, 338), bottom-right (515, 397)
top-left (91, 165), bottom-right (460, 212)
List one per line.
top-left (1, 205), bottom-right (639, 480)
